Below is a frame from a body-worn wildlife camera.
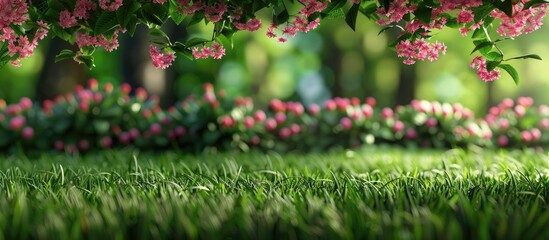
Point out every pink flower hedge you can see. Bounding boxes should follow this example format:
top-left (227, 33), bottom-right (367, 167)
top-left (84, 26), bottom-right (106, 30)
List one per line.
top-left (0, 79), bottom-right (547, 154)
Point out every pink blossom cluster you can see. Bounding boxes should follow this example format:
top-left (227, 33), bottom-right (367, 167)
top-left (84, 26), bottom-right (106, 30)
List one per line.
top-left (76, 30), bottom-right (121, 52)
top-left (99, 0), bottom-right (123, 11)
top-left (395, 39), bottom-right (447, 65)
top-left (375, 0), bottom-right (547, 81)
top-left (0, 0), bottom-right (49, 66)
top-left (233, 18), bottom-right (262, 32)
top-left (470, 56), bottom-right (501, 82)
top-left (149, 45), bottom-right (176, 69)
top-left (491, 1), bottom-right (547, 37)
top-left (376, 0), bottom-right (417, 25)
top-left (176, 0), bottom-right (227, 23)
top-left (58, 0), bottom-right (97, 28)
top-left (192, 42), bottom-right (225, 59)
top-left (266, 0), bottom-right (326, 42)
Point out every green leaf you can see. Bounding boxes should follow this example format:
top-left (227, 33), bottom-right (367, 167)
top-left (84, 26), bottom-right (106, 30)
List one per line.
top-left (185, 37), bottom-right (210, 47)
top-left (272, 9), bottom-right (289, 25)
top-left (94, 11), bottom-right (118, 36)
top-left (524, 0), bottom-right (549, 9)
top-left (484, 51), bottom-right (503, 62)
top-left (169, 0), bottom-right (186, 25)
top-left (472, 4), bottom-right (495, 23)
top-left (471, 41), bottom-right (493, 54)
top-left (345, 4), bottom-right (360, 31)
top-left (141, 2), bottom-right (169, 26)
top-left (171, 42), bottom-right (193, 60)
top-left (149, 28), bottom-right (169, 39)
top-left (497, 64), bottom-right (520, 85)
top-left (74, 55), bottom-right (95, 69)
top-left (322, 0), bottom-right (347, 14)
top-left (116, 0), bottom-right (141, 29)
top-left (326, 9), bottom-right (345, 19)
top-left (490, 0), bottom-right (513, 17)
top-left (413, 5), bottom-right (432, 24)
top-left (505, 54), bottom-right (543, 61)
top-left (382, 0), bottom-right (391, 12)
top-left (486, 60), bottom-right (500, 71)
top-left (54, 50), bottom-right (76, 63)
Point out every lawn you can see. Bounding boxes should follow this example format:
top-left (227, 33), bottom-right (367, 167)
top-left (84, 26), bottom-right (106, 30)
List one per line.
top-left (1, 148), bottom-right (548, 239)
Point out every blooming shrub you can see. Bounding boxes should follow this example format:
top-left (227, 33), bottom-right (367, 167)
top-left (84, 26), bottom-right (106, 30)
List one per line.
top-left (485, 97), bottom-right (549, 148)
top-left (2, 80), bottom-right (549, 153)
top-left (0, 1), bottom-right (547, 83)
top-left (391, 100), bottom-right (491, 148)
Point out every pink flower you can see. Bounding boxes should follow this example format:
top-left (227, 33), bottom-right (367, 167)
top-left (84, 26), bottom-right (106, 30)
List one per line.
top-left (498, 135), bottom-right (509, 147)
top-left (244, 116), bottom-right (255, 128)
top-left (150, 123), bottom-right (162, 135)
top-left (59, 10), bottom-right (77, 28)
top-left (521, 131), bottom-right (533, 142)
top-left (100, 136), bottom-right (112, 148)
top-left (457, 8), bottom-right (474, 24)
top-left (79, 102), bottom-right (89, 112)
top-left (340, 117), bottom-right (353, 130)
top-left (540, 119), bottom-right (549, 129)
top-left (470, 56), bottom-right (501, 82)
top-left (366, 97), bottom-right (376, 107)
top-left (265, 118), bottom-right (277, 131)
top-left (425, 118), bottom-right (438, 128)
top-left (499, 119), bottom-right (509, 130)
top-left (288, 102), bottom-right (304, 116)
top-left (149, 45), bottom-right (176, 69)
top-left (253, 110), bottom-right (266, 122)
top-left (381, 108), bottom-right (393, 119)
top-left (219, 115), bottom-right (235, 128)
top-left (308, 104), bottom-right (320, 116)
top-left (405, 128), bottom-right (417, 139)
top-left (278, 127), bottom-right (292, 139)
top-left (9, 116), bottom-right (25, 130)
top-left (362, 105), bottom-right (373, 118)
top-left (192, 42), bottom-right (225, 59)
top-left (22, 126), bottom-right (33, 139)
top-left (121, 83), bottom-right (132, 94)
top-left (290, 124), bottom-right (301, 134)
top-left (514, 105), bottom-right (526, 117)
top-left (175, 126), bottom-right (186, 137)
top-left (79, 140), bottom-right (90, 151)
top-left (275, 112), bottom-right (286, 124)
top-left (119, 133), bottom-right (132, 144)
top-left (129, 128), bottom-right (140, 139)
top-left (250, 136), bottom-right (261, 145)
top-left (531, 128), bottom-right (542, 141)
top-left (501, 98), bottom-right (514, 109)
top-left (324, 99), bottom-right (336, 111)
top-left (270, 99), bottom-right (287, 112)
top-left (99, 0), bottom-right (123, 11)
top-left (517, 97), bottom-right (534, 107)
top-left (393, 121), bottom-right (405, 132)
top-left (54, 141), bottom-right (64, 151)
top-left (19, 97), bottom-right (32, 110)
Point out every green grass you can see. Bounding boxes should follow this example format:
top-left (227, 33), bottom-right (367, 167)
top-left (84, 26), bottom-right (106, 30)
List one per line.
top-left (1, 147), bottom-right (549, 239)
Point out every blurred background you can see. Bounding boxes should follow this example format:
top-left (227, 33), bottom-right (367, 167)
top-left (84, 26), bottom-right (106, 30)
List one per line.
top-left (1, 14), bottom-right (549, 115)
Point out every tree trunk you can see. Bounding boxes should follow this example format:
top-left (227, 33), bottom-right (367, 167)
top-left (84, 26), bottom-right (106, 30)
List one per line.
top-left (36, 38), bottom-right (86, 101)
top-left (394, 63), bottom-right (416, 106)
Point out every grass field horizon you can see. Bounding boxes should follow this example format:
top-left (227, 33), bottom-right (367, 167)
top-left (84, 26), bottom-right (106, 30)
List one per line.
top-left (1, 147), bottom-right (548, 239)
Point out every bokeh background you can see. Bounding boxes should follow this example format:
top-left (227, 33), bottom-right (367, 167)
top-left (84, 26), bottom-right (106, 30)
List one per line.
top-left (1, 15), bottom-right (549, 115)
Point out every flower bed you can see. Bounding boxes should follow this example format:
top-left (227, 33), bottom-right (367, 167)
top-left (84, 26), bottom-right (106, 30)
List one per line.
top-left (0, 79), bottom-right (547, 153)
